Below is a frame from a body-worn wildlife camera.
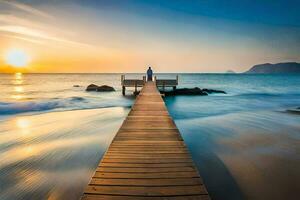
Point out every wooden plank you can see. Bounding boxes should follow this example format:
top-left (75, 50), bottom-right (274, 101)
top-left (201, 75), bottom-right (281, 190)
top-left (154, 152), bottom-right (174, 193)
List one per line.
top-left (96, 166), bottom-right (196, 173)
top-left (93, 171), bottom-right (199, 179)
top-left (89, 177), bottom-right (203, 186)
top-left (108, 146), bottom-right (186, 149)
top-left (117, 129), bottom-right (180, 134)
top-left (81, 81), bottom-right (210, 200)
top-left (111, 141), bottom-right (185, 144)
top-left (107, 150), bottom-right (189, 154)
top-left (84, 185), bottom-right (207, 196)
top-left (120, 126), bottom-right (177, 130)
top-left (132, 106), bottom-right (167, 111)
top-left (102, 155), bottom-right (191, 159)
top-left (99, 163), bottom-right (196, 168)
top-left (101, 158), bottom-right (193, 164)
top-left (129, 111), bottom-right (169, 116)
top-left (106, 153), bottom-right (188, 156)
top-left (103, 153), bottom-right (191, 158)
top-left (116, 133), bottom-right (181, 140)
top-left (125, 118), bottom-right (173, 122)
top-left (82, 195), bottom-right (210, 200)
top-left (135, 98), bottom-right (163, 103)
top-left (122, 121), bottom-right (176, 127)
top-left (114, 138), bottom-right (181, 141)
top-left (108, 145), bottom-right (186, 148)
top-left (115, 135), bottom-right (181, 139)
top-left (109, 145), bottom-right (185, 148)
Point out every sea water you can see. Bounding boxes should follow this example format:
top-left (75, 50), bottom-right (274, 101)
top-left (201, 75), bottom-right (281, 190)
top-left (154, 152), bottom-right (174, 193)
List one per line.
top-left (0, 73), bottom-right (299, 200)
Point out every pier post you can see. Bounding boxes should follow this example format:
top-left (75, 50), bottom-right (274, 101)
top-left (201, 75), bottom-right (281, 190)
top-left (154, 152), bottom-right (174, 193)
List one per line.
top-left (122, 86), bottom-right (125, 95)
top-left (121, 75), bottom-right (125, 96)
top-left (133, 80), bottom-right (138, 96)
top-left (173, 75), bottom-right (178, 90)
top-left (121, 75), bottom-right (124, 84)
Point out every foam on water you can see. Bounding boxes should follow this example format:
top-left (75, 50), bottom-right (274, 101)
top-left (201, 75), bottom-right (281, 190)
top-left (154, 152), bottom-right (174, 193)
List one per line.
top-left (0, 96), bottom-right (132, 115)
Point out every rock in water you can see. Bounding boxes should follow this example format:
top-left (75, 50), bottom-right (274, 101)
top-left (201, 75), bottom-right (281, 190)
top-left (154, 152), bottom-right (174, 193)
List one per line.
top-left (97, 85), bottom-right (115, 91)
top-left (163, 87), bottom-right (207, 96)
top-left (162, 87), bottom-right (226, 96)
top-left (202, 88), bottom-right (226, 94)
top-left (86, 84), bottom-right (115, 92)
top-left (286, 109), bottom-right (300, 115)
top-left (86, 84), bottom-right (99, 91)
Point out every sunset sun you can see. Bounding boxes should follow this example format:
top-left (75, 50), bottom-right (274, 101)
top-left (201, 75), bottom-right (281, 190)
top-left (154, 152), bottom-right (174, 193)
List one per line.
top-left (5, 49), bottom-right (30, 68)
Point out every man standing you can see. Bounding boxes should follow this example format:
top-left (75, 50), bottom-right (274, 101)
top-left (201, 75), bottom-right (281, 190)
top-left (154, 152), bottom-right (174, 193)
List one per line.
top-left (147, 67), bottom-right (153, 81)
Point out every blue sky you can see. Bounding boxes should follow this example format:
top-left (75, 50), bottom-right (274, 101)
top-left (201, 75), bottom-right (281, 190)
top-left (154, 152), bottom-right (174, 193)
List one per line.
top-left (0, 0), bottom-right (299, 72)
top-left (67, 0), bottom-right (300, 26)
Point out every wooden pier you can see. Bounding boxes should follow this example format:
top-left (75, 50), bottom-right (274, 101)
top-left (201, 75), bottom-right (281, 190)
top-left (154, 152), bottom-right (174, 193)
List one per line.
top-left (81, 81), bottom-right (210, 200)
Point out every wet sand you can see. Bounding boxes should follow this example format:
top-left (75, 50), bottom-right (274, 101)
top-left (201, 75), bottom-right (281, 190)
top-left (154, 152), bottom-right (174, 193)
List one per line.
top-left (0, 107), bottom-right (128, 200)
top-left (174, 110), bottom-right (300, 200)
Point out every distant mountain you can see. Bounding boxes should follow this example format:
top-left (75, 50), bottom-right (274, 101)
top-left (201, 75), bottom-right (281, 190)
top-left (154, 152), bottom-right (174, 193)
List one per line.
top-left (226, 70), bottom-right (235, 73)
top-left (245, 62), bottom-right (300, 73)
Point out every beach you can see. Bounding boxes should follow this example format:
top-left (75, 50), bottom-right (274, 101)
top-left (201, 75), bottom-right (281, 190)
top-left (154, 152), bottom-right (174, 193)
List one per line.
top-left (0, 73), bottom-right (300, 200)
top-left (0, 107), bottom-right (128, 200)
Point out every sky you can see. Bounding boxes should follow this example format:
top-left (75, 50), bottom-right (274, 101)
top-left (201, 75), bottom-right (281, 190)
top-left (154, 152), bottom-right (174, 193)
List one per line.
top-left (0, 0), bottom-right (299, 73)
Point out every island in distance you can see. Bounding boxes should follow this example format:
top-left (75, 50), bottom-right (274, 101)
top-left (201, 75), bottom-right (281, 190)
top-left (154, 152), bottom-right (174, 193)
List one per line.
top-left (245, 62), bottom-right (300, 73)
top-left (226, 70), bottom-right (236, 73)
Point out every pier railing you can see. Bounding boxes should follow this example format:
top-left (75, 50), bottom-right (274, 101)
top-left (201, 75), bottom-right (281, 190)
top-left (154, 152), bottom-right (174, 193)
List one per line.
top-left (121, 75), bottom-right (146, 95)
top-left (121, 74), bottom-right (178, 95)
top-left (155, 75), bottom-right (178, 91)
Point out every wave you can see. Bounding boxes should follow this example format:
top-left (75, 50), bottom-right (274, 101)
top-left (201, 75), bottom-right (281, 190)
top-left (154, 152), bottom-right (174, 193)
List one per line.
top-left (231, 90), bottom-right (300, 98)
top-left (0, 101), bottom-right (62, 115)
top-left (234, 93), bottom-right (283, 98)
top-left (285, 108), bottom-right (300, 115)
top-left (0, 96), bottom-right (132, 115)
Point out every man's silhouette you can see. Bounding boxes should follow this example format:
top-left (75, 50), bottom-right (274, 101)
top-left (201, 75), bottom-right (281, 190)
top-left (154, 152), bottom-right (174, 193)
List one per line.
top-left (147, 67), bottom-right (153, 81)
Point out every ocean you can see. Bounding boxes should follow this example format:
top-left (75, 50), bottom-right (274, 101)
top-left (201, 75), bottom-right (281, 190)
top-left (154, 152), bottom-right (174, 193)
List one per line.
top-left (0, 73), bottom-right (299, 200)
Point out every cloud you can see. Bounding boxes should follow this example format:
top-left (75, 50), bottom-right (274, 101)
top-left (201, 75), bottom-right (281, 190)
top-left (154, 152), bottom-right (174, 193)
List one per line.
top-left (0, 14), bottom-right (77, 37)
top-left (0, 1), bottom-right (94, 48)
top-left (1, 33), bottom-right (45, 45)
top-left (0, 25), bottom-right (94, 47)
top-left (1, 0), bottom-right (54, 20)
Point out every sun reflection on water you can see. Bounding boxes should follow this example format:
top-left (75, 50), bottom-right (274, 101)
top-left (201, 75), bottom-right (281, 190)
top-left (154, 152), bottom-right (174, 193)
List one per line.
top-left (11, 95), bottom-right (25, 100)
top-left (14, 86), bottom-right (24, 92)
top-left (16, 118), bottom-right (32, 138)
top-left (11, 73), bottom-right (26, 100)
top-left (17, 118), bottom-right (30, 129)
top-left (15, 72), bottom-right (22, 78)
top-left (24, 145), bottom-right (34, 155)
top-left (12, 72), bottom-right (23, 85)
